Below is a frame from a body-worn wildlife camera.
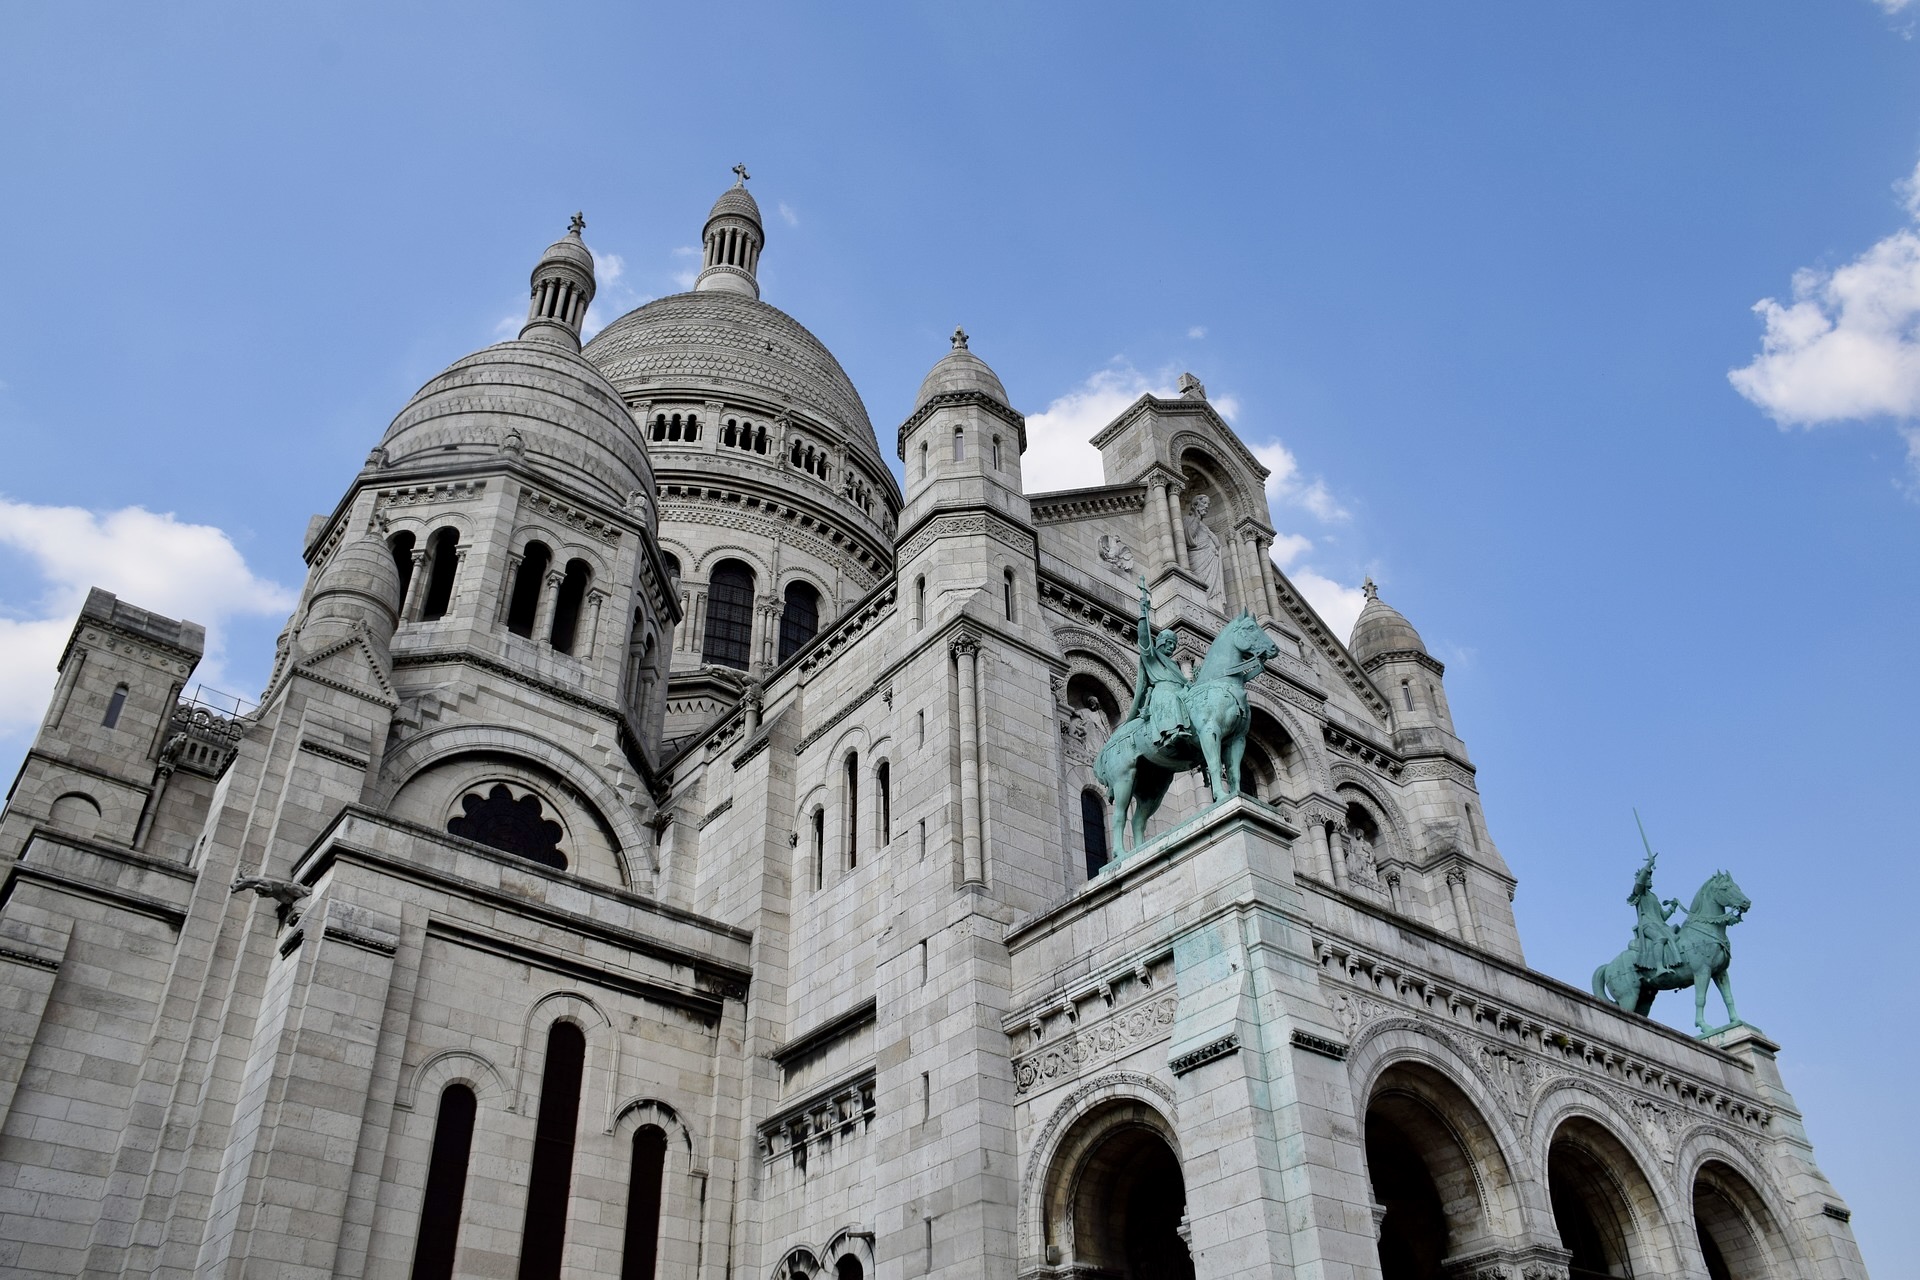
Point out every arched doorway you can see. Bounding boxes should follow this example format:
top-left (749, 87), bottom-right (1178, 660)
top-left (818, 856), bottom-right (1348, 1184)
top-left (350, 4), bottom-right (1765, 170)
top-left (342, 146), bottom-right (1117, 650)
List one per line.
top-left (1693, 1161), bottom-right (1785, 1279)
top-left (1545, 1115), bottom-right (1667, 1279)
top-left (1365, 1062), bottom-right (1516, 1280)
top-left (1070, 1126), bottom-right (1195, 1280)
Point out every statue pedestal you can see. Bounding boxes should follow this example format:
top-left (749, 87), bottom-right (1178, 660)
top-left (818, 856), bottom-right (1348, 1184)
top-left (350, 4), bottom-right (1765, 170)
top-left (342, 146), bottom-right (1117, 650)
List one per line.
top-left (1149, 566), bottom-right (1225, 632)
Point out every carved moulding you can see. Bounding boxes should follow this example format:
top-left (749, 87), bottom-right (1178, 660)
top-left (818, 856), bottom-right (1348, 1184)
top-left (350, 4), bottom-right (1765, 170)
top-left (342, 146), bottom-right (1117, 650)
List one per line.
top-left (1012, 993), bottom-right (1178, 1097)
top-left (895, 509), bottom-right (1036, 565)
top-left (1317, 935), bottom-right (1773, 1140)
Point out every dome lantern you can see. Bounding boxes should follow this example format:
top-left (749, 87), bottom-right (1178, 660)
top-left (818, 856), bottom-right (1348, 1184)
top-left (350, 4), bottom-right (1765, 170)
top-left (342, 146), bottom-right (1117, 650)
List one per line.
top-left (520, 213), bottom-right (597, 351)
top-left (695, 165), bottom-right (766, 299)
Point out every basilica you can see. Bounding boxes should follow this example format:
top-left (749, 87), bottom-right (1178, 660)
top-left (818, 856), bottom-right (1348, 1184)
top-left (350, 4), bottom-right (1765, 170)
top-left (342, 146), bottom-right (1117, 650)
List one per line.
top-left (0, 172), bottom-right (1866, 1279)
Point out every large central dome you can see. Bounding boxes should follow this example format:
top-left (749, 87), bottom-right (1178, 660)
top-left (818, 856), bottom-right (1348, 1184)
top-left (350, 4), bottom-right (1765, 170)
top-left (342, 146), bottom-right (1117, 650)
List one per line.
top-left (583, 290), bottom-right (885, 475)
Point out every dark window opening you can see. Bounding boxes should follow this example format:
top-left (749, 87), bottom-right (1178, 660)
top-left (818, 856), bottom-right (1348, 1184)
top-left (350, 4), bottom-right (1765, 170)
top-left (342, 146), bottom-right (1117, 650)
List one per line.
top-left (836, 1259), bottom-right (863, 1280)
top-left (507, 542), bottom-right (552, 638)
top-left (702, 561), bottom-right (755, 669)
top-left (662, 552), bottom-right (680, 580)
top-left (876, 762), bottom-right (891, 845)
top-left (844, 752), bottom-right (859, 869)
top-left (619, 1126), bottom-right (667, 1280)
top-left (516, 1021), bottom-right (585, 1280)
top-left (421, 528), bottom-right (460, 621)
top-left (447, 784), bottom-right (567, 869)
top-left (1081, 789), bottom-right (1108, 878)
top-left (408, 1084), bottom-right (476, 1280)
top-left (1400, 680), bottom-right (1414, 712)
top-left (811, 808), bottom-right (825, 890)
top-left (103, 683), bottom-right (128, 729)
top-left (390, 530), bottom-right (417, 603)
top-left (952, 426), bottom-right (965, 462)
top-left (550, 558), bottom-right (592, 654)
top-left (1003, 568), bottom-right (1016, 621)
top-left (778, 581), bottom-right (820, 663)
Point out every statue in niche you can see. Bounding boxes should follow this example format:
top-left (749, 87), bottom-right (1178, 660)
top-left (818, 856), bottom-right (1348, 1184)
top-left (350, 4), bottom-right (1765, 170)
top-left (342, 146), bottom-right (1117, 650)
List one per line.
top-left (1184, 494), bottom-right (1226, 610)
top-left (1592, 818), bottom-right (1752, 1035)
top-left (1346, 828), bottom-right (1378, 884)
top-left (1079, 696), bottom-right (1112, 742)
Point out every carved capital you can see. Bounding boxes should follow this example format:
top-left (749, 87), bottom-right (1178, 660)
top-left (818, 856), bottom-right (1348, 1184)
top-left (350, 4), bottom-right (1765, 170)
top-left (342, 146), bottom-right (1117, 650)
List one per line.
top-left (948, 634), bottom-right (980, 660)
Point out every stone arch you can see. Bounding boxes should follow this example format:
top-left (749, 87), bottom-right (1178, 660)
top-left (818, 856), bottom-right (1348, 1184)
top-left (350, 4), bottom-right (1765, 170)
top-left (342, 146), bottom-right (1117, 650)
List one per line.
top-left (1051, 624), bottom-right (1135, 688)
top-left (693, 542), bottom-right (772, 583)
top-left (1328, 766), bottom-right (1412, 862)
top-left (516, 990), bottom-right (618, 1132)
top-left (1171, 437), bottom-right (1263, 519)
top-left (773, 1245), bottom-right (824, 1280)
top-left (398, 1047), bottom-right (511, 1113)
top-left (1019, 1071), bottom-right (1178, 1268)
top-left (820, 1228), bottom-right (875, 1280)
top-left (1243, 686), bottom-right (1333, 793)
top-left (614, 1096), bottom-right (698, 1156)
top-left (1238, 705), bottom-right (1310, 804)
top-left (377, 724), bottom-right (650, 884)
top-left (379, 508), bottom-right (478, 541)
top-left (1531, 1086), bottom-right (1688, 1279)
top-left (48, 791), bottom-right (102, 838)
top-left (1675, 1135), bottom-right (1803, 1278)
top-left (1349, 1022), bottom-right (1528, 1270)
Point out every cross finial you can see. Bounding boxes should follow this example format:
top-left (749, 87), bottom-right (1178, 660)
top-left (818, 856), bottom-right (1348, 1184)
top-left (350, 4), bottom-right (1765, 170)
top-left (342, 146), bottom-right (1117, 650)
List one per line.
top-left (568, 212), bottom-right (585, 235)
top-left (732, 163), bottom-right (750, 186)
top-left (1362, 576), bottom-right (1378, 601)
top-left (951, 325), bottom-right (969, 350)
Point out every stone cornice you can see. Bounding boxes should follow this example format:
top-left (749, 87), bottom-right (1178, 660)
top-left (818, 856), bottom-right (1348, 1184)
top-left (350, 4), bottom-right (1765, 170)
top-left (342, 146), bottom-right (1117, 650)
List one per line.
top-left (895, 389), bottom-right (1028, 459)
top-left (1362, 647), bottom-right (1446, 678)
top-left (1028, 483), bottom-right (1148, 525)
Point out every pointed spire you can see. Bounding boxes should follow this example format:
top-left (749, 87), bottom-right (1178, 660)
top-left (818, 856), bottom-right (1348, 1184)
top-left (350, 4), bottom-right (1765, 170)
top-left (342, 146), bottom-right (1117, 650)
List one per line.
top-left (520, 214), bottom-right (597, 350)
top-left (696, 166), bottom-right (766, 299)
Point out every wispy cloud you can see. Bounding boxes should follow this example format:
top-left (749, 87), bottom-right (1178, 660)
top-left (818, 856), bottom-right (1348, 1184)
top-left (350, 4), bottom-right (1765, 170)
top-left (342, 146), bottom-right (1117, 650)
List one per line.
top-left (0, 500), bottom-right (296, 735)
top-left (778, 201), bottom-right (800, 227)
top-left (1729, 156), bottom-right (1920, 483)
top-left (1023, 362), bottom-right (1366, 637)
top-left (1187, 326), bottom-right (1207, 340)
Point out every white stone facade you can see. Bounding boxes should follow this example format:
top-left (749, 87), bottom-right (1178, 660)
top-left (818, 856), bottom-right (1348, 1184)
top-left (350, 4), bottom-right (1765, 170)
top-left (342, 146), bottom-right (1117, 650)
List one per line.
top-left (0, 177), bottom-right (1867, 1280)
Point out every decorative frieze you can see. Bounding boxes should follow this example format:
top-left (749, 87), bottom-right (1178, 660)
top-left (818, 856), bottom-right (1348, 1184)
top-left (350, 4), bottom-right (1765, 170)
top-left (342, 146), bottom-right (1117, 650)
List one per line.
top-left (1013, 993), bottom-right (1178, 1096)
top-left (519, 487), bottom-right (623, 545)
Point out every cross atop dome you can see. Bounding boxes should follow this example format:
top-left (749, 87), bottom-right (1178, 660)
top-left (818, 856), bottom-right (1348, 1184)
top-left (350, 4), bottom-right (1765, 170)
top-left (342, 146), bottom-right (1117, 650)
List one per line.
top-left (568, 212), bottom-right (585, 235)
top-left (1362, 577), bottom-right (1378, 601)
top-left (951, 326), bottom-right (969, 350)
top-left (732, 163), bottom-right (751, 186)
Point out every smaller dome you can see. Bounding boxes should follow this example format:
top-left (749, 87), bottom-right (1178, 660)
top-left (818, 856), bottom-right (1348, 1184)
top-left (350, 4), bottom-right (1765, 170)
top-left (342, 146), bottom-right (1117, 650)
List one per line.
top-left (707, 184), bottom-right (763, 226)
top-left (537, 219), bottom-right (594, 273)
top-left (1348, 579), bottom-right (1428, 666)
top-left (301, 528), bottom-right (402, 654)
top-left (915, 327), bottom-right (1009, 410)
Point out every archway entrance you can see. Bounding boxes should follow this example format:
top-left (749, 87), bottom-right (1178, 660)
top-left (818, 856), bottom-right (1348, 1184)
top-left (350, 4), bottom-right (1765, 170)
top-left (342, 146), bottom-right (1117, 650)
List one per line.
top-left (1693, 1162), bottom-right (1782, 1280)
top-left (1365, 1063), bottom-right (1514, 1280)
top-left (1075, 1127), bottom-right (1194, 1280)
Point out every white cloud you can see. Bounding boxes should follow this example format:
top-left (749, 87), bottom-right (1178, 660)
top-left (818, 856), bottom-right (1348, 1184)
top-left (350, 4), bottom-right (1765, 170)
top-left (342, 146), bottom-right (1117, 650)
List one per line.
top-left (1187, 326), bottom-right (1207, 340)
top-left (1291, 568), bottom-right (1369, 643)
top-left (778, 201), bottom-right (800, 227)
top-left (0, 500), bottom-right (296, 735)
top-left (1873, 0), bottom-right (1915, 13)
top-left (1729, 157), bottom-right (1920, 476)
top-left (1249, 439), bottom-right (1349, 521)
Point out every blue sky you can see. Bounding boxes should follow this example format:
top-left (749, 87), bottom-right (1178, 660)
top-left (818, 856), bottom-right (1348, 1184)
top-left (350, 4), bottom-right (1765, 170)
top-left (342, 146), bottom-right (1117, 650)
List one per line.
top-left (3, 2), bottom-right (1917, 1266)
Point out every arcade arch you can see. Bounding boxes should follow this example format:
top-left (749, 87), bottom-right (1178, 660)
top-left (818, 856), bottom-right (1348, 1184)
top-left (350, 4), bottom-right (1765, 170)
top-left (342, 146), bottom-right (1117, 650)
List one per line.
top-left (1036, 1096), bottom-right (1193, 1280)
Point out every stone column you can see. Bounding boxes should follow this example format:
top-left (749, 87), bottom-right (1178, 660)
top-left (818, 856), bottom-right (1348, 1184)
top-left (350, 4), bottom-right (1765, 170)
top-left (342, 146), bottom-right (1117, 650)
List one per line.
top-left (1446, 866), bottom-right (1478, 944)
top-left (1166, 486), bottom-right (1191, 571)
top-left (1149, 478), bottom-right (1179, 576)
top-left (531, 569), bottom-right (564, 645)
top-left (582, 589), bottom-right (606, 660)
top-left (401, 549), bottom-right (430, 622)
top-left (496, 552), bottom-right (523, 624)
top-left (446, 545), bottom-right (470, 619)
top-left (1308, 820), bottom-right (1334, 885)
top-left (1330, 824), bottom-right (1351, 889)
top-left (1256, 536), bottom-right (1281, 619)
top-left (1384, 870), bottom-right (1402, 913)
top-left (1237, 531), bottom-right (1264, 615)
top-left (952, 635), bottom-right (985, 886)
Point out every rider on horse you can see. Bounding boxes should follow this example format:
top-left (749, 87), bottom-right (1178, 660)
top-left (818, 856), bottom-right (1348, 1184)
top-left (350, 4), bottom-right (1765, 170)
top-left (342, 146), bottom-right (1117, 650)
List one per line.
top-left (1126, 576), bottom-right (1192, 750)
top-left (1627, 851), bottom-right (1682, 981)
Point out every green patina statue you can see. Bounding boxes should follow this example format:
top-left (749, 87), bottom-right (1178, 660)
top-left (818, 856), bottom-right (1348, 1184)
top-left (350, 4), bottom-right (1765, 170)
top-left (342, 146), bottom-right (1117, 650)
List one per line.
top-left (1093, 577), bottom-right (1279, 857)
top-left (1592, 817), bottom-right (1752, 1035)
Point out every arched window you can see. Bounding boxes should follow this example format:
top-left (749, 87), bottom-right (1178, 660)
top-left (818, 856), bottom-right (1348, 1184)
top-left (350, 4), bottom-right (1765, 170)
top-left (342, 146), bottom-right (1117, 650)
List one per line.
top-left (684, 413), bottom-right (700, 442)
top-left (390, 530), bottom-right (417, 603)
top-left (661, 551), bottom-right (680, 580)
top-left (549, 558), bottom-right (592, 654)
top-left (651, 414), bottom-right (666, 442)
top-left (914, 577), bottom-right (926, 628)
top-left (991, 435), bottom-right (1001, 468)
top-left (518, 1021), bottom-right (585, 1280)
top-left (506, 542), bottom-right (552, 638)
top-left (876, 762), bottom-right (891, 845)
top-left (952, 426), bottom-right (965, 462)
top-left (836, 1259), bottom-right (863, 1280)
top-left (702, 561), bottom-right (755, 669)
top-left (722, 418), bottom-right (737, 448)
top-left (919, 441), bottom-right (928, 480)
top-left (1003, 568), bottom-right (1016, 621)
top-left (619, 1125), bottom-right (667, 1280)
top-left (1400, 680), bottom-right (1414, 712)
top-left (420, 528), bottom-right (460, 621)
top-left (844, 752), bottom-right (859, 869)
top-left (778, 581), bottom-right (820, 663)
top-left (103, 683), bottom-right (128, 729)
top-left (1081, 789), bottom-right (1108, 879)
top-left (754, 424), bottom-right (767, 453)
top-left (408, 1083), bottom-right (476, 1280)
top-left (811, 807), bottom-right (825, 890)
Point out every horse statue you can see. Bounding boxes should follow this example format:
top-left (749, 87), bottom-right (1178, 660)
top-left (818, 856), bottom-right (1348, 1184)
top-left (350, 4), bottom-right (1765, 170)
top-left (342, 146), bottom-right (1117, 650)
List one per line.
top-left (1093, 579), bottom-right (1280, 857)
top-left (1592, 858), bottom-right (1751, 1035)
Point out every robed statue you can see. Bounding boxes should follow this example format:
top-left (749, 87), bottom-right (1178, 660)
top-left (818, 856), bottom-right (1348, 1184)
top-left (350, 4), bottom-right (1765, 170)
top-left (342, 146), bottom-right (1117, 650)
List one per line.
top-left (1592, 821), bottom-right (1752, 1035)
top-left (1093, 578), bottom-right (1279, 858)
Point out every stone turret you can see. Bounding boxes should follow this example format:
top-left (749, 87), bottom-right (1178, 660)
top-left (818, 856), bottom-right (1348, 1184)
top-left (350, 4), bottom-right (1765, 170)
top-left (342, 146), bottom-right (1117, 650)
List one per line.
top-left (694, 165), bottom-right (765, 298)
top-left (519, 213), bottom-right (596, 350)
